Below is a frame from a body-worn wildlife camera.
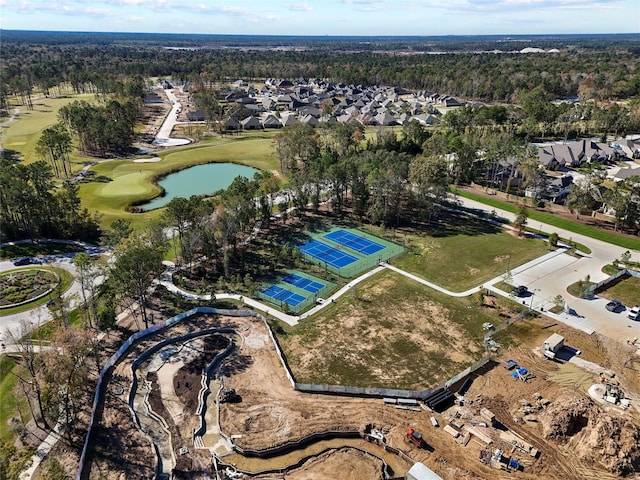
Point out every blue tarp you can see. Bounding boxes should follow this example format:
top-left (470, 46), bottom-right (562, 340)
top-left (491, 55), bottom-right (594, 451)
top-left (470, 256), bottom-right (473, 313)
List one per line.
top-left (511, 367), bottom-right (528, 378)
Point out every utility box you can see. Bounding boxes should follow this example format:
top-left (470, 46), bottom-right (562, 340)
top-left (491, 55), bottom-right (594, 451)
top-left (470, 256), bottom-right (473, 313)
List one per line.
top-left (542, 333), bottom-right (564, 358)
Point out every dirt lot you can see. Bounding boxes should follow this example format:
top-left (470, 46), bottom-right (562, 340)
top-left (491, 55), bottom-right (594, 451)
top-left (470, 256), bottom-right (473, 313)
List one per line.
top-left (73, 298), bottom-right (640, 480)
top-left (279, 270), bottom-right (491, 390)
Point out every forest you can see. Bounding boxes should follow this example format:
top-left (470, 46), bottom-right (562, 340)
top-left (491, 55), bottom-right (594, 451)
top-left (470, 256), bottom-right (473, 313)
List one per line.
top-left (2, 31), bottom-right (640, 111)
top-left (1, 31), bottom-right (640, 245)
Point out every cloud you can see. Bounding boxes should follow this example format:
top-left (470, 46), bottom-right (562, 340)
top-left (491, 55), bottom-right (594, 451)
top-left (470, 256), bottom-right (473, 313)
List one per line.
top-left (412, 0), bottom-right (626, 13)
top-left (342, 0), bottom-right (386, 3)
top-left (286, 2), bottom-right (313, 11)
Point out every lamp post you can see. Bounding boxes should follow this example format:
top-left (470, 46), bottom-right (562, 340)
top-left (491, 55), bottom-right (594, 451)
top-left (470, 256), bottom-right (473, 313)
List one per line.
top-left (530, 288), bottom-right (541, 311)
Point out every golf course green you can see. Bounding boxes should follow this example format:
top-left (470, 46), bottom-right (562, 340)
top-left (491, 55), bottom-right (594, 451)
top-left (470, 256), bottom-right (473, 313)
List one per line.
top-left (78, 137), bottom-right (280, 227)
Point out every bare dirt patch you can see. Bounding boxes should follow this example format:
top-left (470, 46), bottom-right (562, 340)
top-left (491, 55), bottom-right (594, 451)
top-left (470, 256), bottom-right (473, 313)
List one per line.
top-left (280, 271), bottom-right (487, 390)
top-left (80, 299), bottom-right (640, 480)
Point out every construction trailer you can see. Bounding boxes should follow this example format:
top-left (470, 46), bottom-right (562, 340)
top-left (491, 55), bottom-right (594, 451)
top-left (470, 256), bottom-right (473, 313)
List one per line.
top-left (406, 462), bottom-right (444, 480)
top-left (542, 333), bottom-right (565, 359)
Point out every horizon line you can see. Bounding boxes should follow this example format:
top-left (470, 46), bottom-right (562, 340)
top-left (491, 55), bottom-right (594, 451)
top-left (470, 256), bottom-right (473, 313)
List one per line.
top-left (2, 29), bottom-right (639, 38)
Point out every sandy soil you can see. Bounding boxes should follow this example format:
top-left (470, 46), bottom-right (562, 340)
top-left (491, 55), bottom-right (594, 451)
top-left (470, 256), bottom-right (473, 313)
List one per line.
top-left (78, 303), bottom-right (640, 480)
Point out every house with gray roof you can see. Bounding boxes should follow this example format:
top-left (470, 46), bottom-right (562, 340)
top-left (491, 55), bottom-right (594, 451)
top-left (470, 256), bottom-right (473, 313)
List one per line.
top-left (374, 112), bottom-right (398, 126)
top-left (262, 114), bottom-right (283, 128)
top-left (299, 114), bottom-right (319, 126)
top-left (525, 174), bottom-right (573, 203)
top-left (240, 116), bottom-right (262, 130)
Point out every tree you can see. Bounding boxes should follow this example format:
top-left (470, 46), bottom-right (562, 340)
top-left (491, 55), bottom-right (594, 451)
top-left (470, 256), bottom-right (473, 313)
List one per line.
top-left (163, 196), bottom-right (206, 266)
top-left (110, 225), bottom-right (166, 329)
top-left (6, 319), bottom-right (50, 430)
top-left (40, 327), bottom-right (94, 442)
top-left (409, 154), bottom-right (449, 223)
top-left (102, 218), bottom-right (133, 249)
top-left (273, 123), bottom-right (320, 172)
top-left (35, 123), bottom-right (73, 178)
top-left (514, 205), bottom-right (529, 236)
top-left (72, 252), bottom-right (100, 328)
top-left (565, 173), bottom-right (603, 218)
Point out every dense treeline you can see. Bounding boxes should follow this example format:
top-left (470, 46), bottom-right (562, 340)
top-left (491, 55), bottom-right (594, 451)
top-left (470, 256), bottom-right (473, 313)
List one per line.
top-left (2, 30), bottom-right (639, 51)
top-left (58, 98), bottom-right (141, 156)
top-left (0, 158), bottom-right (101, 242)
top-left (1, 33), bottom-right (639, 114)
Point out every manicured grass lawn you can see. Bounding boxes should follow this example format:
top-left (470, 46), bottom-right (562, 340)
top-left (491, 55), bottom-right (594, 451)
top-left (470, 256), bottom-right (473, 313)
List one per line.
top-left (596, 274), bottom-right (640, 306)
top-left (2, 95), bottom-right (96, 167)
top-left (0, 354), bottom-right (28, 443)
top-left (279, 270), bottom-right (506, 389)
top-left (393, 213), bottom-right (549, 292)
top-left (79, 136), bottom-right (280, 228)
top-left (453, 188), bottom-right (640, 251)
top-left (0, 266), bottom-right (74, 316)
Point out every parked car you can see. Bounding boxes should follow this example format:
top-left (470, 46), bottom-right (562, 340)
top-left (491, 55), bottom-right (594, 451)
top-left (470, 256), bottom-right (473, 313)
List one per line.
top-left (627, 305), bottom-right (640, 320)
top-left (513, 285), bottom-right (528, 297)
top-left (11, 257), bottom-right (31, 266)
top-left (606, 299), bottom-right (623, 312)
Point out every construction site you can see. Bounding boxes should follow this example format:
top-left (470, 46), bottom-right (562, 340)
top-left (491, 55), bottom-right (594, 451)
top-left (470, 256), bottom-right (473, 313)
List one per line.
top-left (73, 296), bottom-right (640, 480)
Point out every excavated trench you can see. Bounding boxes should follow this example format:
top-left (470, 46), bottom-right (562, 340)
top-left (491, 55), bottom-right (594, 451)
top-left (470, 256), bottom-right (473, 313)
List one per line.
top-left (129, 330), bottom-right (411, 479)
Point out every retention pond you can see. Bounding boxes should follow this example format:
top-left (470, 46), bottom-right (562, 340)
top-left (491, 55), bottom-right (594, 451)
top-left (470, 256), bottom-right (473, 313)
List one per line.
top-left (141, 162), bottom-right (259, 210)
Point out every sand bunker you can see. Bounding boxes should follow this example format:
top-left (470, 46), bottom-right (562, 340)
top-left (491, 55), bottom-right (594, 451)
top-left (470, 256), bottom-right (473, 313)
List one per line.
top-left (133, 156), bottom-right (162, 163)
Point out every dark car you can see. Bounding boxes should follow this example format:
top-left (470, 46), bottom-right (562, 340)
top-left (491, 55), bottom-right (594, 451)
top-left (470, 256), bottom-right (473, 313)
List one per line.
top-left (513, 285), bottom-right (528, 297)
top-left (605, 299), bottom-right (623, 312)
top-left (12, 257), bottom-right (31, 266)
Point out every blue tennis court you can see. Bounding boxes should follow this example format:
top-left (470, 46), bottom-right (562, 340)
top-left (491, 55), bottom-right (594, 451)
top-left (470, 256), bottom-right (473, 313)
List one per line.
top-left (299, 239), bottom-right (358, 268)
top-left (261, 285), bottom-right (306, 306)
top-left (324, 229), bottom-right (386, 256)
top-left (282, 273), bottom-right (326, 293)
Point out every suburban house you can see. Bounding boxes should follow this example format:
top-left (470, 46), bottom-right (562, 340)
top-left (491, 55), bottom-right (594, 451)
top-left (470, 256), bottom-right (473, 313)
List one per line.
top-left (186, 109), bottom-right (206, 122)
top-left (613, 166), bottom-right (640, 183)
top-left (144, 92), bottom-right (164, 104)
top-left (240, 116), bottom-right (262, 130)
top-left (221, 117), bottom-right (241, 131)
top-left (525, 174), bottom-right (573, 203)
top-left (262, 114), bottom-right (283, 128)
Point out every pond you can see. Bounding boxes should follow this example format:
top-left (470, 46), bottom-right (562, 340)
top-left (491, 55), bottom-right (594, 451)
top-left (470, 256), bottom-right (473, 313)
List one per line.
top-left (141, 162), bottom-right (259, 210)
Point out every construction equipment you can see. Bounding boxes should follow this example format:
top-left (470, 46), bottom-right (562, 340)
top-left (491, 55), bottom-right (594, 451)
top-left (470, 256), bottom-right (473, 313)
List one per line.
top-left (219, 388), bottom-right (240, 403)
top-left (406, 428), bottom-right (425, 448)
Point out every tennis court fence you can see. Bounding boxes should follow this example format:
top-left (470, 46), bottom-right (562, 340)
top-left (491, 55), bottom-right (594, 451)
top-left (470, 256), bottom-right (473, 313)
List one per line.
top-left (300, 241), bottom-right (404, 279)
top-left (254, 278), bottom-right (335, 314)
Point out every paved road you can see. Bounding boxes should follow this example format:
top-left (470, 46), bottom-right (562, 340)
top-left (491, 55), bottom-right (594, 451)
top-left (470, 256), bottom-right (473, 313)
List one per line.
top-left (0, 239), bottom-right (104, 345)
top-left (454, 194), bottom-right (640, 342)
top-left (152, 88), bottom-right (191, 147)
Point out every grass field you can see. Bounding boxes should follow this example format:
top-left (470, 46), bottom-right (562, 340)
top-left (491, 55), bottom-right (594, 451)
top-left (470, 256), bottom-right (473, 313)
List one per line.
top-left (79, 136), bottom-right (280, 228)
top-left (0, 354), bottom-right (28, 443)
top-left (2, 95), bottom-right (96, 167)
top-left (595, 274), bottom-right (640, 307)
top-left (392, 211), bottom-right (550, 292)
top-left (453, 188), bottom-right (640, 251)
top-left (279, 269), bottom-right (507, 389)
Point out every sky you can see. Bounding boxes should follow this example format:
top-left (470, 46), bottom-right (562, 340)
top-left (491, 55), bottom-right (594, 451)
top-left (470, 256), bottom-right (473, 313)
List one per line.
top-left (0, 0), bottom-right (638, 36)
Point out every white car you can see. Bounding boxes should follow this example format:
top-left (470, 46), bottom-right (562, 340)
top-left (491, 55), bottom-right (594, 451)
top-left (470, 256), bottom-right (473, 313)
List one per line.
top-left (628, 306), bottom-right (640, 321)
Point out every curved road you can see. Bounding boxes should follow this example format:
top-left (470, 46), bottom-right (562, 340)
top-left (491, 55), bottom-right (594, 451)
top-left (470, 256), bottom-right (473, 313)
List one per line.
top-left (453, 194), bottom-right (640, 343)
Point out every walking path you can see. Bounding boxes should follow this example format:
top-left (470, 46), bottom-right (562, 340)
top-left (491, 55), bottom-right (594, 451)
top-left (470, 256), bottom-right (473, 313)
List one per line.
top-left (18, 420), bottom-right (65, 480)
